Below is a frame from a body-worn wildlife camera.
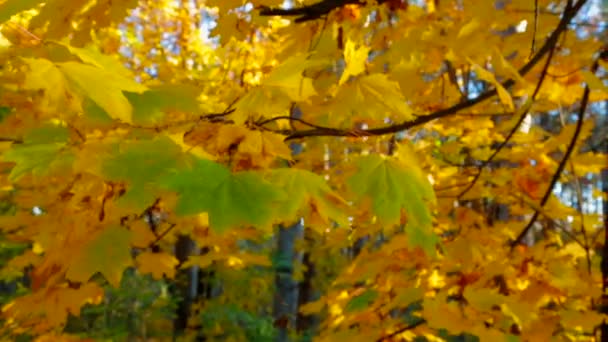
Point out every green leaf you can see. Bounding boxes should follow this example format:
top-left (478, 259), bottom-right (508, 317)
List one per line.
top-left (348, 155), bottom-right (437, 255)
top-left (265, 168), bottom-right (349, 229)
top-left (345, 290), bottom-right (377, 312)
top-left (66, 225), bottom-right (133, 287)
top-left (102, 137), bottom-right (184, 209)
top-left (125, 84), bottom-right (201, 124)
top-left (82, 97), bottom-right (113, 126)
top-left (58, 61), bottom-right (147, 123)
top-left (406, 223), bottom-right (439, 257)
top-left (0, 106), bottom-right (12, 122)
top-left (3, 124), bottom-right (73, 181)
top-left (0, 0), bottom-right (43, 23)
top-left (161, 158), bottom-right (285, 232)
top-left (23, 123), bottom-right (70, 144)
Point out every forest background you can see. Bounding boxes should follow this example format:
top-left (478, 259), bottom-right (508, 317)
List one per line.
top-left (0, 0), bottom-right (606, 341)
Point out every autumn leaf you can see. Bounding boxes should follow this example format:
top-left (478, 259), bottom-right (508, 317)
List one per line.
top-left (66, 225), bottom-right (133, 287)
top-left (136, 252), bottom-right (179, 280)
top-left (469, 59), bottom-right (514, 111)
top-left (0, 0), bottom-right (43, 23)
top-left (161, 158), bottom-right (285, 231)
top-left (102, 136), bottom-right (185, 209)
top-left (2, 124), bottom-right (74, 181)
top-left (58, 61), bottom-right (147, 123)
top-left (266, 168), bottom-right (350, 229)
top-left (345, 289), bottom-right (377, 312)
top-left (348, 154), bottom-right (437, 254)
top-left (331, 73), bottom-right (414, 122)
top-left (125, 84), bottom-right (202, 124)
top-left (339, 39), bottom-right (369, 85)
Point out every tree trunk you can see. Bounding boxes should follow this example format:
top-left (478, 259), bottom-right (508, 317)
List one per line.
top-left (173, 235), bottom-right (197, 339)
top-left (273, 220), bottom-right (304, 342)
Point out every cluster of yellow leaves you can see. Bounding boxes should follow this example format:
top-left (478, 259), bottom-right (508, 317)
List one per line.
top-left (0, 0), bottom-right (605, 340)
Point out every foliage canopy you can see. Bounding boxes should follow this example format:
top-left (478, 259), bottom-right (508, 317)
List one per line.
top-left (0, 0), bottom-right (606, 341)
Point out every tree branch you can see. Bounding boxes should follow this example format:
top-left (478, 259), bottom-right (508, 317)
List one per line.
top-left (457, 33), bottom-right (559, 199)
top-left (511, 50), bottom-right (600, 247)
top-left (281, 0), bottom-right (587, 141)
top-left (258, 0), bottom-right (388, 23)
top-left (375, 319), bottom-right (426, 342)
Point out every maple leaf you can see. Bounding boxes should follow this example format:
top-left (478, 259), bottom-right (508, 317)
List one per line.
top-left (2, 282), bottom-right (104, 332)
top-left (20, 58), bottom-right (73, 114)
top-left (266, 168), bottom-right (350, 229)
top-left (345, 289), bottom-right (377, 312)
top-left (348, 154), bottom-right (437, 254)
top-left (102, 136), bottom-right (185, 209)
top-left (65, 225), bottom-right (133, 287)
top-left (125, 84), bottom-right (202, 124)
top-left (469, 59), bottom-right (514, 111)
top-left (2, 124), bottom-right (74, 181)
top-left (339, 39), bottom-right (369, 85)
top-left (161, 158), bottom-right (285, 231)
top-left (0, 0), bottom-right (43, 23)
top-left (262, 53), bottom-right (323, 101)
top-left (331, 73), bottom-right (414, 123)
top-left (58, 61), bottom-right (147, 123)
top-left (136, 252), bottom-right (179, 280)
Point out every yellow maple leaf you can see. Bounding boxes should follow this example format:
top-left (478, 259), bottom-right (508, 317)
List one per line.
top-left (339, 39), bottom-right (369, 85)
top-left (263, 53), bottom-right (322, 101)
top-left (468, 59), bottom-right (514, 111)
top-left (136, 252), bottom-right (179, 280)
top-left (331, 73), bottom-right (414, 123)
top-left (237, 130), bottom-right (292, 167)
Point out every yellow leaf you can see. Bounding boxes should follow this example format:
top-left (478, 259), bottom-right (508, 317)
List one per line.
top-left (458, 18), bottom-right (480, 39)
top-left (237, 130), bottom-right (292, 167)
top-left (581, 70), bottom-right (608, 93)
top-left (561, 310), bottom-right (606, 332)
top-left (339, 39), bottom-right (369, 85)
top-left (58, 62), bottom-right (146, 123)
top-left (129, 220), bottom-right (157, 248)
top-left (66, 225), bottom-right (133, 287)
top-left (492, 47), bottom-right (527, 85)
top-left (21, 58), bottom-right (70, 112)
top-left (332, 73), bottom-right (414, 122)
top-left (136, 252), bottom-right (179, 280)
top-left (262, 53), bottom-right (323, 101)
top-left (469, 60), bottom-right (514, 111)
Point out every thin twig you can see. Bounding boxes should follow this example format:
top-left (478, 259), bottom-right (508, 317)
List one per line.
top-left (375, 320), bottom-right (426, 342)
top-left (557, 105), bottom-right (592, 273)
top-left (530, 0), bottom-right (539, 57)
top-left (457, 36), bottom-right (559, 199)
top-left (511, 49), bottom-right (599, 247)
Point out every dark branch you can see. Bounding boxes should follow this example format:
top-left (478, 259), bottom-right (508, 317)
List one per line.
top-left (279, 0), bottom-right (587, 141)
top-left (457, 34), bottom-right (559, 199)
top-left (258, 0), bottom-right (387, 23)
top-left (511, 49), bottom-right (600, 247)
top-left (375, 319), bottom-right (426, 342)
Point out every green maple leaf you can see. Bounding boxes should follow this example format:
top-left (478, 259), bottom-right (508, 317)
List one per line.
top-left (125, 84), bottom-right (201, 124)
top-left (2, 124), bottom-right (74, 181)
top-left (102, 136), bottom-right (184, 209)
top-left (348, 154), bottom-right (437, 255)
top-left (345, 290), bottom-right (377, 312)
top-left (66, 225), bottom-right (133, 287)
top-left (161, 158), bottom-right (285, 232)
top-left (0, 0), bottom-right (43, 23)
top-left (266, 168), bottom-right (350, 229)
